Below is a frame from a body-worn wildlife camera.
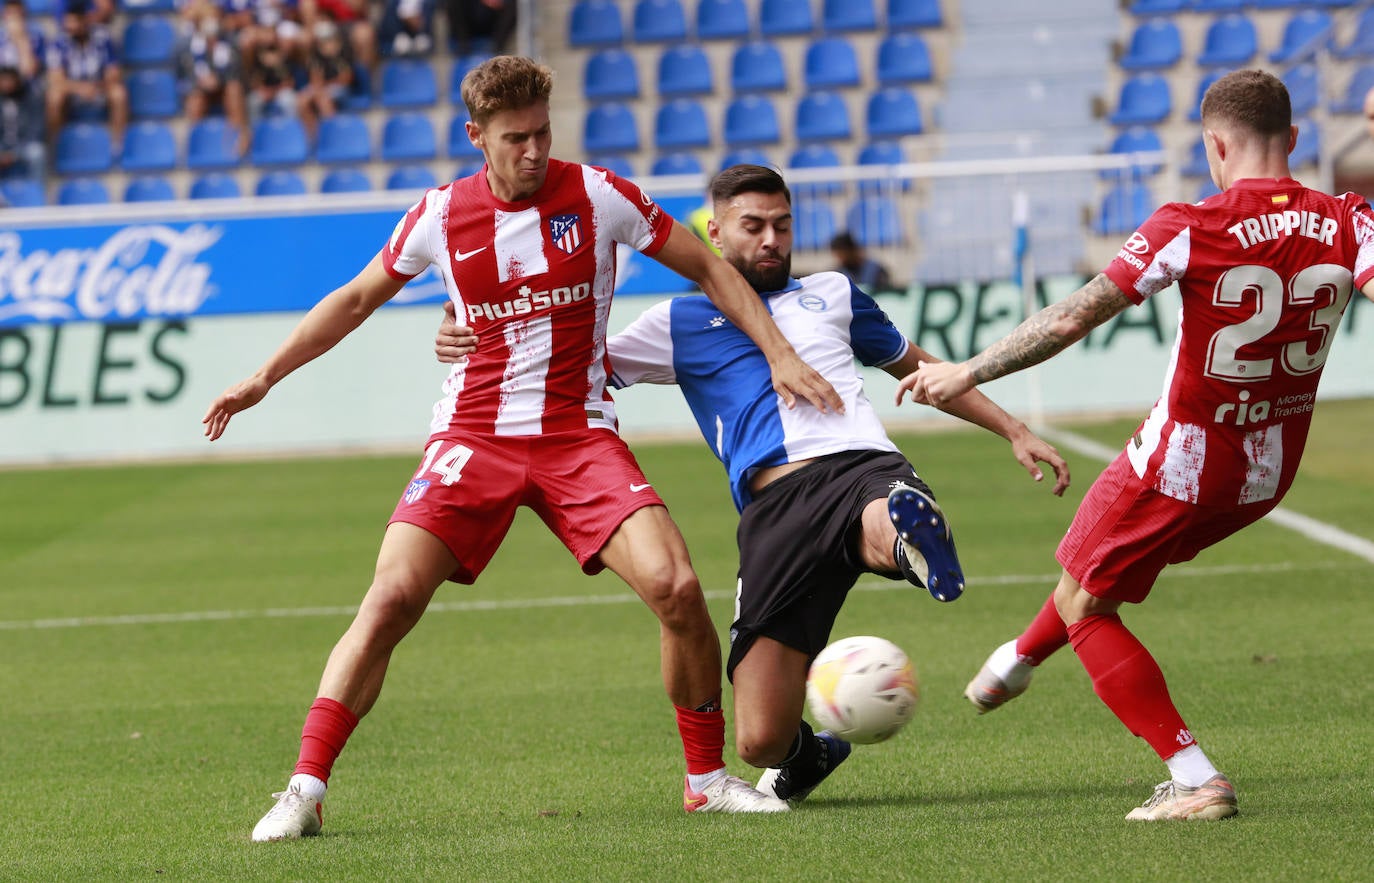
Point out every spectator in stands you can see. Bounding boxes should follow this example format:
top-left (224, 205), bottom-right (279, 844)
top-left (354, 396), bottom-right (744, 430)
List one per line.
top-left (223, 0), bottom-right (309, 70)
top-left (0, 0), bottom-right (45, 80)
top-left (0, 64), bottom-right (44, 181)
top-left (297, 18), bottom-right (352, 139)
top-left (72, 0), bottom-right (113, 26)
top-left (302, 0), bottom-right (376, 72)
top-left (45, 0), bottom-right (127, 148)
top-left (446, 0), bottom-right (515, 56)
top-left (180, 2), bottom-right (249, 154)
top-left (380, 0), bottom-right (435, 57)
top-left (245, 35), bottom-right (301, 121)
top-left (830, 231), bottom-right (894, 293)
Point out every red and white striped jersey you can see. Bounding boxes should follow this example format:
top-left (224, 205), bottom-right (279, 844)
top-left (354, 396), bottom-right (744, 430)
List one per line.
top-left (1103, 177), bottom-right (1374, 507)
top-left (381, 159), bottom-right (674, 437)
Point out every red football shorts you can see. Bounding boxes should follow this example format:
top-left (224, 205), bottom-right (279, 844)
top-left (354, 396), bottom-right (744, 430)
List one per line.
top-left (388, 428), bottom-right (666, 584)
top-left (1056, 453), bottom-right (1278, 603)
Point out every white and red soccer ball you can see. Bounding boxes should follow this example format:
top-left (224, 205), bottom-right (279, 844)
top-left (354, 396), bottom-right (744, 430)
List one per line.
top-left (806, 636), bottom-right (920, 744)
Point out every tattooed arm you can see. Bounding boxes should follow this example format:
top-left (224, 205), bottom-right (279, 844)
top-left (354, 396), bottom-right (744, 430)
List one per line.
top-left (895, 273), bottom-right (1134, 407)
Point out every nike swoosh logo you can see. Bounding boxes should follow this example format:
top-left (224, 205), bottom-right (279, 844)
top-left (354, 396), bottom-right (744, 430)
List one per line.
top-left (630, 483), bottom-right (652, 492)
top-left (454, 246), bottom-right (488, 262)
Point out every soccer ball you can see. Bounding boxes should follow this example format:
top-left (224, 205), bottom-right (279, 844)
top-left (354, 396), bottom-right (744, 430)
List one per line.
top-left (806, 636), bottom-right (919, 745)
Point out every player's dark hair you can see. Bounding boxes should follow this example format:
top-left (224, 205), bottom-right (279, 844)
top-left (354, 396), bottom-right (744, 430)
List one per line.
top-left (709, 165), bottom-right (791, 209)
top-left (1200, 69), bottom-right (1291, 138)
top-left (461, 56), bottom-right (554, 125)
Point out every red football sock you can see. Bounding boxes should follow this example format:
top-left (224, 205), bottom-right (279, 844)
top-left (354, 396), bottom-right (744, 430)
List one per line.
top-left (674, 704), bottom-right (726, 775)
top-left (294, 697), bottom-right (360, 783)
top-left (1015, 593), bottom-right (1070, 664)
top-left (1067, 614), bottom-right (1196, 760)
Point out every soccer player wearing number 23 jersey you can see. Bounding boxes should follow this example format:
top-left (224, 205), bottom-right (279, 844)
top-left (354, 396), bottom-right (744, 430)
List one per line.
top-left (904, 70), bottom-right (1374, 821)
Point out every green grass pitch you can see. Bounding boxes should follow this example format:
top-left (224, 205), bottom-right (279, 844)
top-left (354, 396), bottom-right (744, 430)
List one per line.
top-left (1, 400), bottom-right (1371, 881)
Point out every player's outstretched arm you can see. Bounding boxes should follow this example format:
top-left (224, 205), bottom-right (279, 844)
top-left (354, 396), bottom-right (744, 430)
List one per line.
top-left (435, 301), bottom-right (479, 363)
top-left (203, 254), bottom-right (406, 441)
top-left (651, 221), bottom-right (844, 414)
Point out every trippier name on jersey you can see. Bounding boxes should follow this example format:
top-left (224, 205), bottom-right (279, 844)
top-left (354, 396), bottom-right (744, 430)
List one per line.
top-left (1226, 209), bottom-right (1337, 250)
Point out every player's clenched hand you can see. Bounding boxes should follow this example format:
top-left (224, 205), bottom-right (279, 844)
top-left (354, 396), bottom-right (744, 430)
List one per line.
top-left (202, 375), bottom-right (271, 441)
top-left (435, 300), bottom-right (479, 364)
top-left (770, 351), bottom-right (845, 414)
top-left (896, 360), bottom-right (975, 407)
top-left (1008, 428), bottom-right (1072, 497)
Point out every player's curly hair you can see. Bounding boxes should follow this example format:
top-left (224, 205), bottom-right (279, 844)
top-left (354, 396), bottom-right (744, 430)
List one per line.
top-left (709, 164), bottom-right (792, 209)
top-left (461, 56), bottom-right (554, 125)
top-left (1200, 69), bottom-right (1291, 138)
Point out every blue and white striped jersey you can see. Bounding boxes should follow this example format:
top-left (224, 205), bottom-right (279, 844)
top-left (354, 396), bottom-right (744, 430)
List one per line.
top-left (610, 271), bottom-right (909, 511)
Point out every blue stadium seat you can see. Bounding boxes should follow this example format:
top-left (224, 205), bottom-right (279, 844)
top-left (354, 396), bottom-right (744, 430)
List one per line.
top-left (731, 41), bottom-right (787, 93)
top-left (718, 147), bottom-right (772, 170)
top-left (1104, 126), bottom-right (1164, 179)
top-left (1331, 64), bottom-right (1374, 114)
top-left (589, 154), bottom-right (635, 177)
top-left (120, 120), bottom-right (176, 172)
top-left (866, 87), bottom-right (922, 139)
top-left (120, 0), bottom-right (177, 12)
top-left (449, 53), bottom-right (490, 103)
top-left (1270, 10), bottom-right (1332, 63)
top-left (257, 170), bottom-right (307, 196)
top-left (187, 118), bottom-right (241, 170)
top-left (724, 95), bottom-right (780, 145)
top-left (583, 102), bottom-right (640, 153)
top-left (1283, 63), bottom-right (1319, 116)
top-left (696, 0), bottom-right (749, 40)
top-left (250, 117), bottom-right (309, 165)
top-left (1188, 0), bottom-right (1243, 11)
top-left (0, 178), bottom-right (45, 207)
top-left (127, 68), bottom-right (178, 119)
top-left (846, 195), bottom-right (902, 247)
top-left (651, 152), bottom-right (703, 176)
top-left (54, 122), bottom-right (113, 175)
top-left (1291, 118), bottom-right (1320, 167)
top-left (788, 143), bottom-right (842, 197)
top-left (857, 140), bottom-right (909, 193)
top-left (1181, 137), bottom-right (1209, 177)
top-left (57, 177), bottom-right (110, 206)
top-left (876, 33), bottom-right (933, 85)
top-left (455, 161), bottom-right (484, 179)
top-left (381, 112), bottom-right (437, 161)
top-left (1119, 19), bottom-right (1182, 70)
top-left (1188, 69), bottom-right (1228, 121)
top-left (1197, 178), bottom-right (1221, 201)
top-left (340, 62), bottom-right (372, 111)
top-left (1094, 182), bottom-right (1152, 236)
top-left (1197, 14), bottom-right (1257, 67)
top-left (633, 0), bottom-right (687, 42)
top-left (585, 48), bottom-right (640, 101)
top-left (1128, 0), bottom-right (1186, 14)
top-left (1336, 6), bottom-right (1374, 59)
top-left (794, 197), bottom-right (837, 251)
top-left (448, 112), bottom-right (482, 159)
top-left (190, 172), bottom-right (242, 200)
top-left (124, 175), bottom-right (175, 202)
top-left (804, 37), bottom-right (861, 90)
top-left (1108, 73), bottom-right (1171, 126)
top-left (823, 0), bottom-right (876, 32)
top-left (568, 0), bottom-right (623, 46)
top-left (121, 15), bottom-right (175, 67)
top-left (886, 0), bottom-right (942, 30)
top-left (387, 165), bottom-right (438, 191)
top-left (658, 45), bottom-right (713, 97)
top-left (380, 59), bottom-right (438, 107)
top-left (759, 0), bottom-right (813, 36)
top-left (655, 98), bottom-right (711, 149)
top-left (321, 168), bottom-right (373, 193)
top-left (316, 113), bottom-right (371, 164)
top-left (795, 91), bottom-right (852, 142)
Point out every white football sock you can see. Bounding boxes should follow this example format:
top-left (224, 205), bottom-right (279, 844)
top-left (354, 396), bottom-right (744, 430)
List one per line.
top-left (686, 768), bottom-right (727, 793)
top-left (1165, 745), bottom-right (1220, 788)
top-left (289, 773), bottom-right (328, 802)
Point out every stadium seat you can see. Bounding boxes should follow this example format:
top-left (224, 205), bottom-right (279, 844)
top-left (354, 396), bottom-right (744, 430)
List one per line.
top-left (54, 122), bottom-right (113, 175)
top-left (724, 95), bottom-right (781, 145)
top-left (57, 177), bottom-right (110, 206)
top-left (454, 161), bottom-right (484, 179)
top-left (127, 68), bottom-right (178, 119)
top-left (121, 15), bottom-right (175, 67)
top-left (651, 152), bottom-right (703, 176)
top-left (876, 33), bottom-right (933, 85)
top-left (1128, 0), bottom-right (1186, 15)
top-left (387, 165), bottom-right (438, 190)
top-left (257, 170), bottom-right (307, 196)
top-left (718, 147), bottom-right (772, 170)
top-left (1291, 118), bottom-right (1320, 167)
top-left (654, 98), bottom-right (711, 149)
top-left (1188, 69), bottom-right (1228, 122)
top-left (1270, 11), bottom-right (1332, 63)
top-left (124, 175), bottom-right (175, 202)
top-left (1336, 6), bottom-right (1374, 59)
top-left (1283, 63), bottom-right (1319, 116)
top-left (589, 154), bottom-right (635, 177)
top-left (1107, 73), bottom-right (1171, 126)
top-left (321, 167), bottom-right (373, 193)
top-left (340, 62), bottom-right (372, 111)
top-left (1331, 64), bottom-right (1374, 114)
top-left (316, 113), bottom-right (372, 164)
top-left (886, 0), bottom-right (942, 30)
top-left (449, 53), bottom-right (490, 103)
top-left (585, 48), bottom-right (639, 101)
top-left (186, 118), bottom-right (241, 170)
top-left (866, 87), bottom-right (922, 139)
top-left (380, 59), bottom-right (438, 107)
top-left (804, 37), bottom-right (861, 90)
top-left (795, 91), bottom-right (852, 142)
top-left (632, 0), bottom-right (687, 42)
top-left (695, 0), bottom-right (749, 40)
top-left (120, 0), bottom-right (177, 12)
top-left (0, 177), bottom-right (44, 207)
top-left (730, 41), bottom-right (787, 93)
top-left (658, 45), bottom-right (713, 97)
top-left (1118, 19), bottom-right (1182, 71)
top-left (448, 112), bottom-right (482, 159)
top-left (568, 0), bottom-right (623, 46)
top-left (1197, 14), bottom-right (1257, 67)
top-left (1181, 137), bottom-right (1209, 177)
top-left (381, 112), bottom-right (437, 161)
top-left (846, 195), bottom-right (902, 247)
top-left (1105, 126), bottom-right (1164, 179)
top-left (1197, 178), bottom-right (1221, 201)
top-left (250, 117), bottom-right (309, 165)
top-left (120, 120), bottom-right (176, 172)
top-left (1093, 182), bottom-right (1152, 235)
top-left (759, 0), bottom-right (813, 36)
top-left (788, 143), bottom-right (842, 197)
top-left (583, 101), bottom-right (640, 153)
top-left (190, 172), bottom-right (241, 200)
top-left (822, 0), bottom-right (876, 32)
top-left (793, 197), bottom-right (836, 251)
top-left (857, 140), bottom-right (909, 193)
top-left (1188, 0), bottom-right (1243, 11)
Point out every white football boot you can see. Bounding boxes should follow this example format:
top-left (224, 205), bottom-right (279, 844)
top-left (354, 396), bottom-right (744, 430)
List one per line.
top-left (251, 784), bottom-right (323, 841)
top-left (683, 775), bottom-right (790, 813)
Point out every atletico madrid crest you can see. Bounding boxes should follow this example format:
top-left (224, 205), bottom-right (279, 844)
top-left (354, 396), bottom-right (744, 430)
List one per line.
top-left (549, 214), bottom-right (583, 255)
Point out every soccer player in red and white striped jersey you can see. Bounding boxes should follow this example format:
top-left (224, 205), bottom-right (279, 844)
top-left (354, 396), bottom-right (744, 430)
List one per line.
top-left (904, 69), bottom-right (1374, 821)
top-left (204, 56), bottom-right (843, 839)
